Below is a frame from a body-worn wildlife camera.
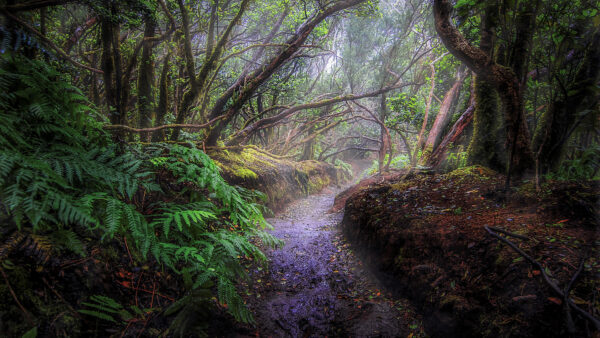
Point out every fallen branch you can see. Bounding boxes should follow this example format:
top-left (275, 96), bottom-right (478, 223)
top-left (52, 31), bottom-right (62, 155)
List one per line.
top-left (486, 226), bottom-right (530, 241)
top-left (484, 225), bottom-right (600, 331)
top-left (564, 255), bottom-right (587, 333)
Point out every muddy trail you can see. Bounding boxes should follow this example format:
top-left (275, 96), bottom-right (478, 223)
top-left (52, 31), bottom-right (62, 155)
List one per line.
top-left (234, 186), bottom-right (425, 337)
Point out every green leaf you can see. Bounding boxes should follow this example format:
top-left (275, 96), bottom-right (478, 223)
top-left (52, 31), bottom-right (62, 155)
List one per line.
top-left (22, 327), bottom-right (37, 338)
top-left (78, 309), bottom-right (117, 323)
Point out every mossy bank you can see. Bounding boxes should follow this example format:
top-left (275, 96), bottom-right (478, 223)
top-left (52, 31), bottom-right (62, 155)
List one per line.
top-left (210, 146), bottom-right (350, 212)
top-left (340, 166), bottom-right (598, 337)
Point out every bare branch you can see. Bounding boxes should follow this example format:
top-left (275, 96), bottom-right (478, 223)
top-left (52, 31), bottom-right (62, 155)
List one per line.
top-left (104, 116), bottom-right (226, 133)
top-left (2, 10), bottom-right (103, 73)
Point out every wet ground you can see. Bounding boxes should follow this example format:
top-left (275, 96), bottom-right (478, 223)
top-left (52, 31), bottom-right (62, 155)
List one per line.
top-left (240, 186), bottom-right (425, 337)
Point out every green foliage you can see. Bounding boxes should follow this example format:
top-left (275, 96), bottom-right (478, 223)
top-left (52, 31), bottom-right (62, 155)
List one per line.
top-left (79, 295), bottom-right (127, 323)
top-left (49, 228), bottom-right (86, 256)
top-left (0, 53), bottom-right (149, 232)
top-left (444, 147), bottom-right (468, 170)
top-left (367, 154), bottom-right (410, 175)
top-left (387, 93), bottom-right (423, 127)
top-left (334, 159), bottom-right (353, 179)
top-left (77, 295), bottom-right (154, 324)
top-left (546, 145), bottom-right (600, 181)
top-left (21, 327), bottom-right (37, 338)
top-left (0, 54), bottom-right (279, 327)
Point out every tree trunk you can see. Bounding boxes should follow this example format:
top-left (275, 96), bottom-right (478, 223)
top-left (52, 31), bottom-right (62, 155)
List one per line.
top-left (137, 18), bottom-right (156, 142)
top-left (428, 94), bottom-right (475, 168)
top-left (421, 67), bottom-right (465, 163)
top-left (467, 75), bottom-right (504, 169)
top-left (204, 0), bottom-right (366, 146)
top-left (170, 0), bottom-right (250, 141)
top-left (412, 61), bottom-right (437, 165)
top-left (433, 0), bottom-right (534, 176)
top-left (152, 53), bottom-right (171, 142)
top-left (533, 31), bottom-right (600, 172)
top-left (101, 16), bottom-right (124, 144)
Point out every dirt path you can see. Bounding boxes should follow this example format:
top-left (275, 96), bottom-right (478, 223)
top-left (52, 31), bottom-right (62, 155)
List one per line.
top-left (241, 186), bottom-right (424, 337)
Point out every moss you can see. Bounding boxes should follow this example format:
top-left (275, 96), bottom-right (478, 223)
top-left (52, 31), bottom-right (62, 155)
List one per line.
top-left (209, 146), bottom-right (340, 209)
top-left (307, 176), bottom-right (330, 194)
top-left (240, 148), bottom-right (278, 169)
top-left (390, 181), bottom-right (412, 193)
top-left (466, 77), bottom-right (505, 171)
top-left (232, 167), bottom-right (258, 180)
top-left (445, 165), bottom-right (497, 182)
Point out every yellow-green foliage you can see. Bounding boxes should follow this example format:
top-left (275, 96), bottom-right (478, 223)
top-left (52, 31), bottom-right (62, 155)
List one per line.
top-left (444, 165), bottom-right (497, 181)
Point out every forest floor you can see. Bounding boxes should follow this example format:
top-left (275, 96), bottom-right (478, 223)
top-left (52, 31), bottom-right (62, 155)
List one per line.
top-left (231, 184), bottom-right (427, 337)
top-left (340, 166), bottom-right (599, 337)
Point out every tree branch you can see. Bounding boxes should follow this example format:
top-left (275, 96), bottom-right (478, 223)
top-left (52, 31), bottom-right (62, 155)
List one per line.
top-left (104, 115), bottom-right (225, 133)
top-left (2, 10), bottom-right (103, 73)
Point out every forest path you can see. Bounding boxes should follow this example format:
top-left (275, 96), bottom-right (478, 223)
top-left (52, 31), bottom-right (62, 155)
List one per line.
top-left (241, 185), bottom-right (423, 337)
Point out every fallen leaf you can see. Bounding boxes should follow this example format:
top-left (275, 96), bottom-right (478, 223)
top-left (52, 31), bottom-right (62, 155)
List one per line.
top-left (547, 297), bottom-right (562, 305)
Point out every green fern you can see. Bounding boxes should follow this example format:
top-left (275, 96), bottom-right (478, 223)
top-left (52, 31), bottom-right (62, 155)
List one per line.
top-left (0, 54), bottom-right (280, 331)
top-left (78, 295), bottom-right (136, 324)
top-left (50, 228), bottom-right (86, 257)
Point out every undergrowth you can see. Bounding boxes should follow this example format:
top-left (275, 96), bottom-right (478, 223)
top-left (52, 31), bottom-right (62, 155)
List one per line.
top-left (545, 145), bottom-right (600, 181)
top-left (366, 154), bottom-right (410, 175)
top-left (0, 53), bottom-right (280, 336)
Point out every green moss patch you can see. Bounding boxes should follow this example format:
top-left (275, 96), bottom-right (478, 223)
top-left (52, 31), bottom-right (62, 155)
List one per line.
top-left (209, 147), bottom-right (347, 211)
top-left (444, 165), bottom-right (497, 182)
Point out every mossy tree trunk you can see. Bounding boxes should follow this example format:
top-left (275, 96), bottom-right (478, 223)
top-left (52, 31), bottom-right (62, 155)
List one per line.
top-left (137, 17), bottom-right (156, 142)
top-left (101, 12), bottom-right (125, 145)
top-left (152, 52), bottom-right (171, 142)
top-left (433, 0), bottom-right (535, 177)
top-left (467, 76), bottom-right (504, 170)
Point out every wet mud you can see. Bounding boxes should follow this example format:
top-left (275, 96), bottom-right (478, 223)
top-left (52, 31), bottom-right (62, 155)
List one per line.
top-left (241, 187), bottom-right (423, 337)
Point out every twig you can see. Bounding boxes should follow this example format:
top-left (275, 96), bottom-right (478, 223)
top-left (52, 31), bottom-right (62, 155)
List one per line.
top-left (136, 313), bottom-right (153, 338)
top-left (484, 226), bottom-right (600, 330)
top-left (564, 255), bottom-right (586, 333)
top-left (150, 281), bottom-right (156, 309)
top-left (123, 236), bottom-right (133, 266)
top-left (134, 271), bottom-right (144, 308)
top-left (0, 267), bottom-right (35, 325)
top-left (486, 226), bottom-right (530, 241)
top-left (42, 277), bottom-right (79, 317)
